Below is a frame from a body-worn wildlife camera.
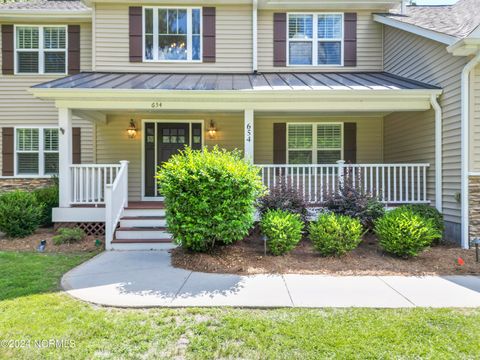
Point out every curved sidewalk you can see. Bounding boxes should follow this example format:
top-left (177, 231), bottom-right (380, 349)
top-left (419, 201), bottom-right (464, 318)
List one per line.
top-left (62, 251), bottom-right (480, 308)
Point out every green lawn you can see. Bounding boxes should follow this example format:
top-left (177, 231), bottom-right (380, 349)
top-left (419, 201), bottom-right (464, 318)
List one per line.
top-left (1, 251), bottom-right (480, 359)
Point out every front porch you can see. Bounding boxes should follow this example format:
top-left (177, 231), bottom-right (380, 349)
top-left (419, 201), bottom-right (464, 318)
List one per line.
top-left (30, 71), bottom-right (443, 248)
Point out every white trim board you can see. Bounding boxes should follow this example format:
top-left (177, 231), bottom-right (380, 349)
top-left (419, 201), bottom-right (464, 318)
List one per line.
top-left (373, 14), bottom-right (458, 46)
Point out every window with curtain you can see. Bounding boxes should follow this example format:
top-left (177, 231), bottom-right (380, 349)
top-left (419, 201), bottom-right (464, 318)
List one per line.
top-left (288, 13), bottom-right (343, 66)
top-left (144, 7), bottom-right (202, 61)
top-left (287, 123), bottom-right (342, 164)
top-left (16, 128), bottom-right (59, 176)
top-left (15, 26), bottom-right (66, 74)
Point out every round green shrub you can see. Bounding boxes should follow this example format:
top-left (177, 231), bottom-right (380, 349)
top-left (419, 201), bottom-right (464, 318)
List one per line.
top-left (0, 190), bottom-right (43, 238)
top-left (374, 206), bottom-right (442, 258)
top-left (404, 204), bottom-right (444, 235)
top-left (53, 227), bottom-right (86, 245)
top-left (260, 209), bottom-right (303, 256)
top-left (34, 184), bottom-right (59, 227)
top-left (157, 146), bottom-right (265, 252)
top-left (309, 212), bottom-right (363, 256)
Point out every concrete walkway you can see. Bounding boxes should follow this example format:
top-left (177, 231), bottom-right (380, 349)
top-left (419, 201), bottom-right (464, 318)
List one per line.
top-left (62, 251), bottom-right (480, 308)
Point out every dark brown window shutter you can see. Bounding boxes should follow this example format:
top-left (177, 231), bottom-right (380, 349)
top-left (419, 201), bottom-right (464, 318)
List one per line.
top-left (2, 128), bottom-right (14, 176)
top-left (68, 25), bottom-right (81, 74)
top-left (344, 13), bottom-right (357, 67)
top-left (273, 13), bottom-right (287, 67)
top-left (203, 7), bottom-right (216, 63)
top-left (1, 25), bottom-right (14, 75)
top-left (72, 128), bottom-right (81, 164)
top-left (129, 6), bottom-right (143, 62)
top-left (343, 123), bottom-right (357, 163)
top-left (273, 123), bottom-right (287, 164)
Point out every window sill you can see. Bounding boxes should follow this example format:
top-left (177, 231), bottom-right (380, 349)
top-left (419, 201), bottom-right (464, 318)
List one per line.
top-left (142, 60), bottom-right (203, 63)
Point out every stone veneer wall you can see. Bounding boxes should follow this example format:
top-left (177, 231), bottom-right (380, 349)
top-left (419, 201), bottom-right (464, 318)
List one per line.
top-left (0, 178), bottom-right (54, 192)
top-left (469, 176), bottom-right (480, 241)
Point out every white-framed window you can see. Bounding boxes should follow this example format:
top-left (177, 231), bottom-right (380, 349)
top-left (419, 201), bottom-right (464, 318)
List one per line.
top-left (14, 25), bottom-right (67, 74)
top-left (287, 123), bottom-right (343, 164)
top-left (143, 7), bottom-right (202, 62)
top-left (15, 127), bottom-right (59, 176)
top-left (287, 13), bottom-right (343, 66)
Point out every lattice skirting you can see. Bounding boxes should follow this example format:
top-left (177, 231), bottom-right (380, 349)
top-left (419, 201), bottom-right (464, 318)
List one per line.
top-left (54, 222), bottom-right (105, 237)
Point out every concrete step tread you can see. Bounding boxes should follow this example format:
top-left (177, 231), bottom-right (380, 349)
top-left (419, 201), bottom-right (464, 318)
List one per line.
top-left (112, 239), bottom-right (173, 244)
top-left (117, 226), bottom-right (169, 232)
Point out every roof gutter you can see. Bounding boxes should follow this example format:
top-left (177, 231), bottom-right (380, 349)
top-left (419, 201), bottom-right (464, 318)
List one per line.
top-left (461, 51), bottom-right (480, 249)
top-left (0, 9), bottom-right (92, 21)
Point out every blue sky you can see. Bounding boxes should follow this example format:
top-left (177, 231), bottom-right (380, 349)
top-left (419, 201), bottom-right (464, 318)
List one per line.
top-left (411, 0), bottom-right (458, 4)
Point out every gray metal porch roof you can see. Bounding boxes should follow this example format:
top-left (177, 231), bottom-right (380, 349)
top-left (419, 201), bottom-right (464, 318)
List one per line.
top-left (33, 72), bottom-right (441, 92)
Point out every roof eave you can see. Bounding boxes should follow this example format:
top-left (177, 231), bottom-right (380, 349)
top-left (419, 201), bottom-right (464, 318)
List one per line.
top-left (447, 38), bottom-right (480, 56)
top-left (0, 9), bottom-right (92, 22)
top-left (373, 14), bottom-right (458, 46)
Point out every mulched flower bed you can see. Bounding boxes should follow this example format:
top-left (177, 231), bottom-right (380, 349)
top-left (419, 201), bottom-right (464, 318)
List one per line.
top-left (0, 227), bottom-right (103, 253)
top-left (171, 231), bottom-right (480, 276)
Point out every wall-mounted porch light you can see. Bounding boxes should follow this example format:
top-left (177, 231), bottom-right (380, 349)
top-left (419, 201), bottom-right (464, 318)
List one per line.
top-left (126, 119), bottom-right (137, 139)
top-left (208, 119), bottom-right (217, 139)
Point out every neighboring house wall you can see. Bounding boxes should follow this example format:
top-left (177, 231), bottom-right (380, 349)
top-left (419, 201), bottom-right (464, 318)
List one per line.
top-left (383, 26), bottom-right (468, 241)
top-left (257, 10), bottom-right (383, 72)
top-left (95, 113), bottom-right (245, 200)
top-left (94, 3), bottom-right (253, 72)
top-left (254, 115), bottom-right (384, 164)
top-left (0, 22), bottom-right (95, 184)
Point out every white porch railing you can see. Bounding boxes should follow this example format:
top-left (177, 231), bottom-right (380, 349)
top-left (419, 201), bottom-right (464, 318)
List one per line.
top-left (257, 162), bottom-right (430, 205)
top-left (70, 164), bottom-right (122, 205)
top-left (105, 161), bottom-right (129, 249)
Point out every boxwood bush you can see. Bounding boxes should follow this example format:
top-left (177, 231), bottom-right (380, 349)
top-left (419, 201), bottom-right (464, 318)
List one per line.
top-left (34, 183), bottom-right (59, 227)
top-left (374, 206), bottom-right (442, 258)
top-left (0, 190), bottom-right (43, 238)
top-left (260, 209), bottom-right (303, 256)
top-left (403, 204), bottom-right (444, 238)
top-left (53, 227), bottom-right (86, 245)
top-left (157, 146), bottom-right (264, 252)
top-left (309, 212), bottom-right (363, 256)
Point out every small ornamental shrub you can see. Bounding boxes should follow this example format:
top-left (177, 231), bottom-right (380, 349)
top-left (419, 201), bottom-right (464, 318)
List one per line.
top-left (260, 209), bottom-right (303, 256)
top-left (374, 206), bottom-right (442, 258)
top-left (258, 180), bottom-right (307, 221)
top-left (52, 227), bottom-right (86, 245)
top-left (309, 213), bottom-right (363, 256)
top-left (324, 183), bottom-right (385, 230)
top-left (0, 190), bottom-right (43, 238)
top-left (404, 204), bottom-right (444, 238)
top-left (34, 183), bottom-right (59, 227)
top-left (156, 146), bottom-right (265, 252)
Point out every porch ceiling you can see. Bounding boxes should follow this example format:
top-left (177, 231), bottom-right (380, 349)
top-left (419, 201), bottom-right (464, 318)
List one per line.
top-left (30, 72), bottom-right (442, 113)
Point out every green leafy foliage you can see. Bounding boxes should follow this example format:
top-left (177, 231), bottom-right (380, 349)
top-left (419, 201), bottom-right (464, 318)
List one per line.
top-left (374, 206), bottom-right (442, 258)
top-left (52, 227), bottom-right (86, 245)
top-left (324, 183), bottom-right (385, 230)
top-left (258, 180), bottom-right (307, 221)
top-left (260, 209), bottom-right (303, 255)
top-left (309, 212), bottom-right (363, 256)
top-left (156, 146), bottom-right (265, 252)
top-left (403, 204), bottom-right (444, 238)
top-left (33, 183), bottom-right (59, 227)
top-left (0, 190), bottom-right (43, 238)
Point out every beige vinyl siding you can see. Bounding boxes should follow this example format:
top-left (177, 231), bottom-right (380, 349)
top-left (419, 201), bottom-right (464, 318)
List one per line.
top-left (254, 115), bottom-right (383, 164)
top-left (383, 110), bottom-right (435, 204)
top-left (0, 22), bottom-right (94, 174)
top-left (94, 4), bottom-right (252, 73)
top-left (383, 26), bottom-right (468, 224)
top-left (258, 10), bottom-right (383, 72)
top-left (95, 113), bottom-right (244, 200)
top-left (471, 65), bottom-right (480, 171)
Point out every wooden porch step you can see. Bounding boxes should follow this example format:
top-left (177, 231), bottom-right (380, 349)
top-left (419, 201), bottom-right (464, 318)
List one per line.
top-left (117, 226), bottom-right (168, 231)
top-left (125, 201), bottom-right (165, 209)
top-left (111, 239), bottom-right (172, 244)
top-left (120, 216), bottom-right (165, 220)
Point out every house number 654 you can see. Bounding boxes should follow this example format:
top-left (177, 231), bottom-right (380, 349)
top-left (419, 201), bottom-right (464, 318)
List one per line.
top-left (151, 102), bottom-right (162, 109)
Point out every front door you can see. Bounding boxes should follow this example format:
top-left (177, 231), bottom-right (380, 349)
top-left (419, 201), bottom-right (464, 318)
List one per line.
top-left (144, 121), bottom-right (202, 197)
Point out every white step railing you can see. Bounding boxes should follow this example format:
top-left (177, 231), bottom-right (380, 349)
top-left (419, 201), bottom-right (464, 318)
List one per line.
top-left (257, 162), bottom-right (430, 205)
top-left (70, 164), bottom-right (122, 205)
top-left (105, 160), bottom-right (129, 250)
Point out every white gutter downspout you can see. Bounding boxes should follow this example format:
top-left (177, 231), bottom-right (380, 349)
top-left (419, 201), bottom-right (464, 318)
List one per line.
top-left (252, 0), bottom-right (258, 73)
top-left (430, 95), bottom-right (442, 213)
top-left (461, 52), bottom-right (480, 249)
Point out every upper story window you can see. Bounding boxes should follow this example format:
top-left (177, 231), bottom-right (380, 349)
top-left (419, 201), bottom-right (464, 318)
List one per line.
top-left (15, 127), bottom-right (59, 176)
top-left (143, 7), bottom-right (202, 62)
top-left (15, 25), bottom-right (67, 74)
top-left (287, 123), bottom-right (343, 164)
top-left (288, 13), bottom-right (343, 66)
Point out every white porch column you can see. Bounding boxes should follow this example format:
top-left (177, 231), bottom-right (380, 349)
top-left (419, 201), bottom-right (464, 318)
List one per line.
top-left (244, 109), bottom-right (254, 162)
top-left (431, 95), bottom-right (442, 212)
top-left (58, 107), bottom-right (73, 207)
